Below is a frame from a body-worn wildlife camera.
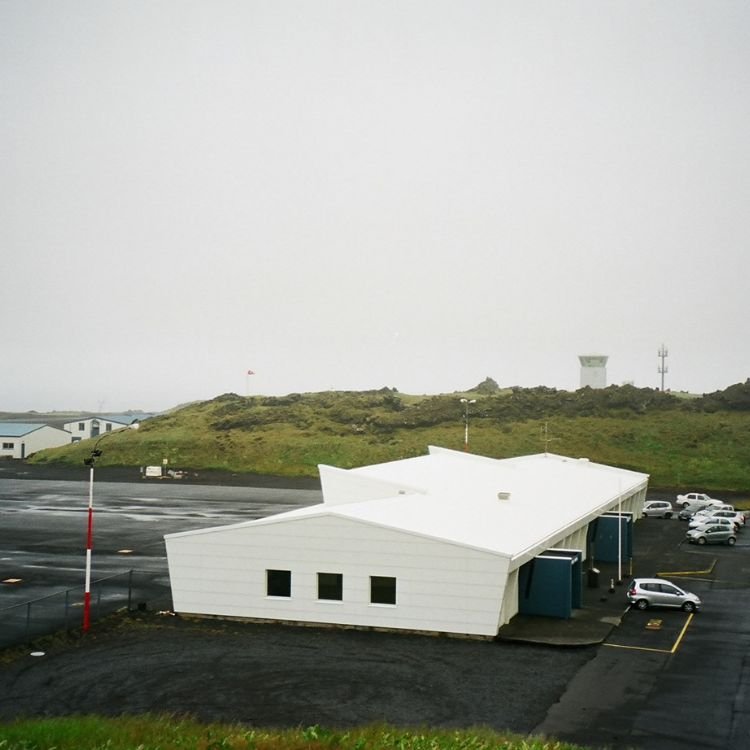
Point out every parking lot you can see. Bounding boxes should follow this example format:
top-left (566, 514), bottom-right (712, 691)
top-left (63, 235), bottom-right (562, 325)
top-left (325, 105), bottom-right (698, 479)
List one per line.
top-left (535, 507), bottom-right (750, 749)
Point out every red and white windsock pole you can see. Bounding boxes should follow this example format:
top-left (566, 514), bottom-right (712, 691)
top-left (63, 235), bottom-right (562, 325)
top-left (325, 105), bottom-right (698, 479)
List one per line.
top-left (82, 446), bottom-right (102, 633)
top-left (83, 463), bottom-right (94, 632)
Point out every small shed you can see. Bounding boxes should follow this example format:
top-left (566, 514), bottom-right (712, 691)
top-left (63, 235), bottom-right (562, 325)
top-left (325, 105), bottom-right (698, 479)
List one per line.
top-left (0, 423), bottom-right (71, 459)
top-left (165, 448), bottom-right (648, 638)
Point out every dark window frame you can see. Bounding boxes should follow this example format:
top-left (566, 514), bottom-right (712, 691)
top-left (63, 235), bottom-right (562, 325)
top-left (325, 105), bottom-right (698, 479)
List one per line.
top-left (266, 569), bottom-right (291, 598)
top-left (317, 572), bottom-right (343, 601)
top-left (370, 575), bottom-right (397, 605)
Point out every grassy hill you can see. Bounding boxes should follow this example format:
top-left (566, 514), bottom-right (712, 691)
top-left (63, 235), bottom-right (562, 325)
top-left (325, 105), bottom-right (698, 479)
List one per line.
top-left (28, 381), bottom-right (750, 492)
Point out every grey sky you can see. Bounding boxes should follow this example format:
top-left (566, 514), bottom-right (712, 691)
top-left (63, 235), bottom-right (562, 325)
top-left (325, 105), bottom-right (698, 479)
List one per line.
top-left (2, 1), bottom-right (749, 413)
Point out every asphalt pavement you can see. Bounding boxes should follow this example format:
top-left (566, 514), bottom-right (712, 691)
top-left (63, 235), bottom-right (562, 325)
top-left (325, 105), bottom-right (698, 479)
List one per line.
top-left (535, 511), bottom-right (750, 749)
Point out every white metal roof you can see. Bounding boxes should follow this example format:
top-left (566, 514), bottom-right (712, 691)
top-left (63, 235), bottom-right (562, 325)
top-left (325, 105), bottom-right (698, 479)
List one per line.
top-left (167, 447), bottom-right (648, 563)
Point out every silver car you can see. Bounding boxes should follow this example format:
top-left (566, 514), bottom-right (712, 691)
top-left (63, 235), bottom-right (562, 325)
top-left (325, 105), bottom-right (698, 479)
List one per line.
top-left (686, 523), bottom-right (737, 546)
top-left (627, 577), bottom-right (701, 612)
top-left (688, 515), bottom-right (735, 531)
top-left (642, 500), bottom-right (674, 519)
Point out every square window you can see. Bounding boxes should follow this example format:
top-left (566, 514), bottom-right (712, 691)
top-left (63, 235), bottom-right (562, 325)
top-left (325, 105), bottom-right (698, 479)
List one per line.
top-left (370, 575), bottom-right (396, 605)
top-left (266, 569), bottom-right (291, 597)
top-left (78, 423), bottom-right (85, 431)
top-left (317, 572), bottom-right (343, 601)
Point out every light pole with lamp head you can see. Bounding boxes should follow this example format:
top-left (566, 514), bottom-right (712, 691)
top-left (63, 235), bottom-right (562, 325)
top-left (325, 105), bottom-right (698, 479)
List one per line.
top-left (460, 398), bottom-right (477, 451)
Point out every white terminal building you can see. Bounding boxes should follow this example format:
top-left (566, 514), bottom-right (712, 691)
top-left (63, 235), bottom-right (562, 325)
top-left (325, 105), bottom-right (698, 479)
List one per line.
top-left (165, 447), bottom-right (648, 638)
top-left (579, 354), bottom-right (608, 389)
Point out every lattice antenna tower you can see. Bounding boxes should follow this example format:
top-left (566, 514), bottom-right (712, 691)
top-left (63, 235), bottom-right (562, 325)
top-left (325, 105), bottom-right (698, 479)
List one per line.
top-left (541, 421), bottom-right (559, 453)
top-left (657, 344), bottom-right (669, 391)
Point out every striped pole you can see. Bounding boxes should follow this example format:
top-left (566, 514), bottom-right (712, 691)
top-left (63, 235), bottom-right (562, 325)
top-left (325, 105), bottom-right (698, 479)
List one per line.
top-left (83, 463), bottom-right (94, 631)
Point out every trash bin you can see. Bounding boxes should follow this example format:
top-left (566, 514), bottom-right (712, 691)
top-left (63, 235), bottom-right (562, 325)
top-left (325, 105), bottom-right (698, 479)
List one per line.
top-left (587, 568), bottom-right (600, 588)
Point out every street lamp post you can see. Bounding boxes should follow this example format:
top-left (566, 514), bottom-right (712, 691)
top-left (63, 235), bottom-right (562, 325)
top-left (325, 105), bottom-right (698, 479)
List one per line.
top-left (460, 398), bottom-right (477, 451)
top-left (82, 446), bottom-right (103, 632)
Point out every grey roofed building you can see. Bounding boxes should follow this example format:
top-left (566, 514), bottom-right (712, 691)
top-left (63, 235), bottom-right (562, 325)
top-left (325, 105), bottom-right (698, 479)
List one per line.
top-left (0, 422), bottom-right (71, 459)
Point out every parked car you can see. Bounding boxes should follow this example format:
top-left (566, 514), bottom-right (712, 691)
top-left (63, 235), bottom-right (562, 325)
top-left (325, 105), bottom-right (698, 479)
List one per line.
top-left (642, 500), bottom-right (674, 519)
top-left (712, 505), bottom-right (746, 525)
top-left (676, 492), bottom-right (721, 513)
top-left (688, 514), bottom-right (737, 532)
top-left (704, 510), bottom-right (745, 529)
top-left (627, 577), bottom-right (701, 612)
top-left (686, 523), bottom-right (737, 546)
top-left (689, 508), bottom-right (744, 530)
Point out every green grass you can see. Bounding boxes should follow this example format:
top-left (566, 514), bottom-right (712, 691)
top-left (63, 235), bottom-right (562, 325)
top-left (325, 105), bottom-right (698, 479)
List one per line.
top-left (29, 385), bottom-right (750, 491)
top-left (0, 716), bottom-right (587, 750)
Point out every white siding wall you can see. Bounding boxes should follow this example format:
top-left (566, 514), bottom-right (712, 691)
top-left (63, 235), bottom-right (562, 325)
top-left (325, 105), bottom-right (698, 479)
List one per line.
top-left (498, 568), bottom-right (519, 627)
top-left (553, 526), bottom-right (589, 559)
top-left (64, 419), bottom-right (94, 440)
top-left (166, 514), bottom-right (510, 637)
top-left (62, 419), bottom-right (126, 441)
top-left (23, 426), bottom-right (70, 455)
top-left (0, 426), bottom-right (70, 458)
top-left (0, 442), bottom-right (17, 459)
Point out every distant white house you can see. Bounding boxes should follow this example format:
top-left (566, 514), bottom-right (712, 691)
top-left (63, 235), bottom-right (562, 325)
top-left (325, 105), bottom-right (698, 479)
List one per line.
top-left (63, 414), bottom-right (152, 442)
top-left (0, 423), bottom-right (71, 459)
top-left (166, 447), bottom-right (648, 638)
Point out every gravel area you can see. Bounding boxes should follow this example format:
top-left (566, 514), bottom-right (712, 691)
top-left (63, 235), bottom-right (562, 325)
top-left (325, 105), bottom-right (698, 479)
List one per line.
top-left (0, 614), bottom-right (594, 732)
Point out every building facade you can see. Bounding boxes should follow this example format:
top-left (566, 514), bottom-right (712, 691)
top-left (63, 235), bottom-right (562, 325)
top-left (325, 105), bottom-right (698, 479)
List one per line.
top-left (0, 423), bottom-right (71, 459)
top-left (166, 448), bottom-right (648, 638)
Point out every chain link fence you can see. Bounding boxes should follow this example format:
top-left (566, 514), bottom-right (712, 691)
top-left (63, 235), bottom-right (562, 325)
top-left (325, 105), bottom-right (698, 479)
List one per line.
top-left (0, 569), bottom-right (173, 650)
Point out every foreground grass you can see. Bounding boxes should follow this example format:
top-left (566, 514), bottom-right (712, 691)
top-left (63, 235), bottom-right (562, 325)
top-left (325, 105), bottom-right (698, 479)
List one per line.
top-left (0, 716), bottom-right (587, 750)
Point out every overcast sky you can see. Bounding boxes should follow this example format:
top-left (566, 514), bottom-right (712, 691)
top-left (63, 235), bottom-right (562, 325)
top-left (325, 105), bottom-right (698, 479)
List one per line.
top-left (2, 1), bottom-right (749, 413)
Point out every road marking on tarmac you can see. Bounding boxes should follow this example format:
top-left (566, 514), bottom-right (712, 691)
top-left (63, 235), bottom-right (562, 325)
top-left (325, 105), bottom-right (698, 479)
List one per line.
top-left (604, 613), bottom-right (694, 654)
top-left (658, 559), bottom-right (716, 577)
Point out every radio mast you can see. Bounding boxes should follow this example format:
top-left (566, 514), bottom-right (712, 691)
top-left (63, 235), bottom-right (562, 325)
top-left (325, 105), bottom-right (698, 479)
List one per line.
top-left (657, 344), bottom-right (669, 391)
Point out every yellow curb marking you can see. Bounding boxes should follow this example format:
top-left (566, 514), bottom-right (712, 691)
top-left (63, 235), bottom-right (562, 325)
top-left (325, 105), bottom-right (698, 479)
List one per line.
top-left (658, 559), bottom-right (716, 577)
top-left (603, 643), bottom-right (673, 654)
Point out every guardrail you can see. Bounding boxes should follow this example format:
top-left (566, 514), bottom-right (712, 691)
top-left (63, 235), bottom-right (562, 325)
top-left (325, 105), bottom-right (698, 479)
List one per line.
top-left (0, 569), bottom-right (173, 650)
